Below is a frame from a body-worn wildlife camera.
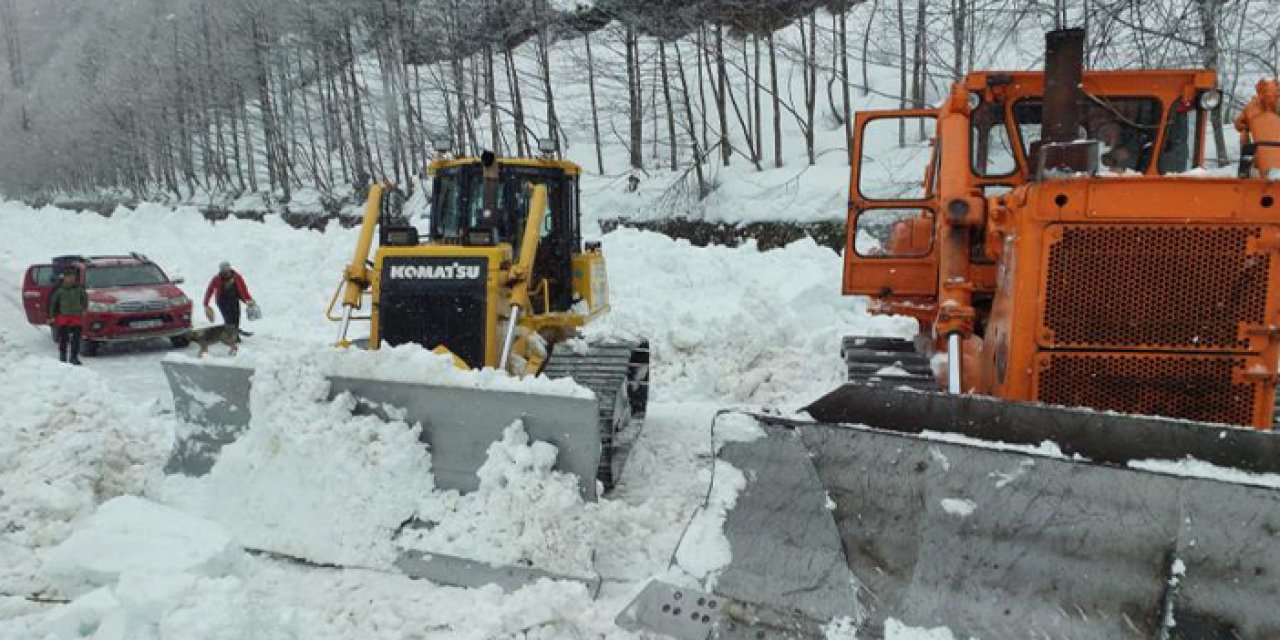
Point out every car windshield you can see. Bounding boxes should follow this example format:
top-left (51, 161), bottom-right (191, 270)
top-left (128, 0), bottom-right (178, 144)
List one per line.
top-left (85, 264), bottom-right (167, 288)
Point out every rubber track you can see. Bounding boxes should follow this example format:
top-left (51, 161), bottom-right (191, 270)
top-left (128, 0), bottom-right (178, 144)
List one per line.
top-left (542, 339), bottom-right (650, 491)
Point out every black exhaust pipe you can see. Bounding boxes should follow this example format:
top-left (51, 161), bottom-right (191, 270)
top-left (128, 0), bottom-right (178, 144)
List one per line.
top-left (1037, 28), bottom-right (1095, 179)
top-left (1042, 28), bottom-right (1085, 144)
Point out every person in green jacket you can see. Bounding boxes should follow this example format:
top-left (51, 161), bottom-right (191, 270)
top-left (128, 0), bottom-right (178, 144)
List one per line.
top-left (47, 269), bottom-right (88, 364)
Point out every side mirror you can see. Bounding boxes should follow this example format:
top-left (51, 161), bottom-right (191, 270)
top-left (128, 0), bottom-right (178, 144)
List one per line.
top-left (172, 276), bottom-right (185, 285)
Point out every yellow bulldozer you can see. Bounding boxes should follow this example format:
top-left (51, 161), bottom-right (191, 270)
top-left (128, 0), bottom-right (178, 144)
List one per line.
top-left (162, 150), bottom-right (648, 497)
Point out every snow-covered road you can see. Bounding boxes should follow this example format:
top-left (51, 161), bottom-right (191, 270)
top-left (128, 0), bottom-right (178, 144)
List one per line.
top-left (0, 202), bottom-right (938, 640)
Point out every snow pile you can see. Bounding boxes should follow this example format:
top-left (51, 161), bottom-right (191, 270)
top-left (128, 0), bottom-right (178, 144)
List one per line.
top-left (41, 497), bottom-right (241, 596)
top-left (1129, 457), bottom-right (1280, 488)
top-left (165, 342), bottom-right (593, 399)
top-left (197, 356), bottom-right (436, 567)
top-left (399, 421), bottom-right (601, 577)
top-left (0, 355), bottom-right (169, 596)
top-left (589, 229), bottom-right (913, 406)
top-left (319, 342), bottom-right (592, 398)
top-left (1, 497), bottom-right (288, 640)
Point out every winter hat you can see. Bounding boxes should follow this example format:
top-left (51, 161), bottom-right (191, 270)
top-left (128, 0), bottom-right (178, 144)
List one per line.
top-left (219, 261), bottom-right (231, 273)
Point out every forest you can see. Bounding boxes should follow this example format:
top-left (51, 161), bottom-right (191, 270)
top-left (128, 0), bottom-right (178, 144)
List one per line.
top-left (0, 0), bottom-right (1275, 210)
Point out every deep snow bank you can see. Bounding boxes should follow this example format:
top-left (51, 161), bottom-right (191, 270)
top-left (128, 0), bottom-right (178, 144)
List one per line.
top-left (0, 355), bottom-right (170, 597)
top-left (591, 228), bottom-right (914, 405)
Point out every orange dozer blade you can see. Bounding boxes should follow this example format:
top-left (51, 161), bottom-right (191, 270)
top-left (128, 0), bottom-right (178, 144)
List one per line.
top-left (619, 385), bottom-right (1280, 639)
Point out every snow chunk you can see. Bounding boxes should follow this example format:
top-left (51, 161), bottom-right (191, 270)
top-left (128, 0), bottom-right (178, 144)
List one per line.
top-left (1129, 457), bottom-right (1280, 488)
top-left (940, 498), bottom-right (976, 517)
top-left (41, 496), bottom-right (240, 597)
top-left (885, 618), bottom-right (960, 640)
top-left (400, 421), bottom-right (600, 577)
top-left (203, 356), bottom-right (435, 568)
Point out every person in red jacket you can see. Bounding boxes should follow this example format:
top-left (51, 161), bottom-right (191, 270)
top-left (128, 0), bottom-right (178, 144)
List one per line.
top-left (203, 261), bottom-right (257, 329)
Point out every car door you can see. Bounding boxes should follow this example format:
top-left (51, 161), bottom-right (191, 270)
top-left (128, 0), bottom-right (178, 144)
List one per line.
top-left (22, 264), bottom-right (55, 324)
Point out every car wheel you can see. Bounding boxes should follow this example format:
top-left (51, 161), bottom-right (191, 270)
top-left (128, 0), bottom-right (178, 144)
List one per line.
top-left (170, 335), bottom-right (190, 348)
top-left (83, 340), bottom-right (100, 356)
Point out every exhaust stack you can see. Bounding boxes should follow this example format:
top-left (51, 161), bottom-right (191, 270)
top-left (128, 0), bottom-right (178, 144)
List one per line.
top-left (1036, 28), bottom-right (1097, 178)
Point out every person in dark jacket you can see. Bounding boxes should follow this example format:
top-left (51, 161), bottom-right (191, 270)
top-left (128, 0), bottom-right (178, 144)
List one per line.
top-left (203, 261), bottom-right (256, 329)
top-left (47, 269), bottom-right (88, 365)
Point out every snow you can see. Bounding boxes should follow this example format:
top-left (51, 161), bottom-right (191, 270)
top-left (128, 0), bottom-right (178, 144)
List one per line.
top-left (587, 228), bottom-right (914, 405)
top-left (0, 355), bottom-right (170, 597)
top-left (1128, 457), bottom-right (1280, 489)
top-left (939, 498), bottom-right (976, 517)
top-left (40, 496), bottom-right (240, 597)
top-left (883, 619), bottom-right (964, 640)
top-left (192, 356), bottom-right (436, 568)
top-left (0, 199), bottom-right (917, 638)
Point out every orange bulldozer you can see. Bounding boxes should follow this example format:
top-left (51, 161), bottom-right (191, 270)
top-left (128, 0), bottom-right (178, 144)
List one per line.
top-left (620, 29), bottom-right (1280, 640)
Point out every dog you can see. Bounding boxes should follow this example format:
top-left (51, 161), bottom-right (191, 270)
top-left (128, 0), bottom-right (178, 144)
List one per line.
top-left (184, 324), bottom-right (241, 357)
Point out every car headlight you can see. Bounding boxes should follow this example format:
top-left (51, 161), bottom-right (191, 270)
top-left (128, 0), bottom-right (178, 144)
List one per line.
top-left (168, 295), bottom-right (189, 307)
top-left (88, 301), bottom-right (110, 313)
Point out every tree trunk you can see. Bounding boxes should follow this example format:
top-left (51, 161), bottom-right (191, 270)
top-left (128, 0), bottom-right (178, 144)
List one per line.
top-left (753, 33), bottom-right (762, 169)
top-left (626, 27), bottom-right (643, 171)
top-left (452, 56), bottom-right (468, 156)
top-left (486, 45), bottom-right (501, 154)
top-left (674, 41), bottom-right (707, 199)
top-left (840, 7), bottom-right (852, 166)
top-left (913, 0), bottom-right (927, 140)
top-left (1197, 0), bottom-right (1230, 166)
top-left (804, 14), bottom-right (816, 165)
top-left (538, 28), bottom-right (559, 150)
top-left (715, 25), bottom-right (731, 166)
top-left (768, 32), bottom-right (782, 168)
top-left (505, 47), bottom-right (528, 156)
top-left (659, 40), bottom-right (678, 171)
top-left (951, 0), bottom-right (966, 79)
top-left (585, 32), bottom-right (605, 174)
top-left (898, 0), bottom-right (908, 145)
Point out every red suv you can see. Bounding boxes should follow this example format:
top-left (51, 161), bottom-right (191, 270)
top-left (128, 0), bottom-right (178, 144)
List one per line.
top-left (22, 254), bottom-right (193, 355)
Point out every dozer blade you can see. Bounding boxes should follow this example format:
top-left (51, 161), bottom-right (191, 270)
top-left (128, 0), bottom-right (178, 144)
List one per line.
top-left (161, 359), bottom-right (602, 499)
top-left (623, 400), bottom-right (1280, 639)
top-left (807, 382), bottom-right (1280, 473)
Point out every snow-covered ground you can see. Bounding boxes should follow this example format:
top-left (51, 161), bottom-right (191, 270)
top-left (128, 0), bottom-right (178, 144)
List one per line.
top-left (0, 201), bottom-right (940, 639)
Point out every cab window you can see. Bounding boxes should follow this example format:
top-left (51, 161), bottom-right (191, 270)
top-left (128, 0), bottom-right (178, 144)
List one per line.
top-left (1013, 97), bottom-right (1163, 173)
top-left (971, 101), bottom-right (1018, 177)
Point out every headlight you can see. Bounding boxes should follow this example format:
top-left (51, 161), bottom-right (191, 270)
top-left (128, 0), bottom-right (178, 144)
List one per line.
top-left (1198, 90), bottom-right (1222, 110)
top-left (967, 92), bottom-right (982, 110)
top-left (168, 295), bottom-right (189, 307)
top-left (88, 301), bottom-right (111, 313)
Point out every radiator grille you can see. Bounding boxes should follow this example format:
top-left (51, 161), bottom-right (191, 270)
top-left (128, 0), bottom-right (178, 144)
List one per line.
top-left (1036, 354), bottom-right (1255, 426)
top-left (1042, 226), bottom-right (1269, 350)
top-left (380, 293), bottom-right (486, 368)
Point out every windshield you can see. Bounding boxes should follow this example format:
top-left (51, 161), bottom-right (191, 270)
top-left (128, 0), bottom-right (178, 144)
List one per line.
top-left (1012, 97), bottom-right (1163, 172)
top-left (431, 166), bottom-right (482, 239)
top-left (86, 264), bottom-right (167, 288)
top-left (430, 164), bottom-right (565, 249)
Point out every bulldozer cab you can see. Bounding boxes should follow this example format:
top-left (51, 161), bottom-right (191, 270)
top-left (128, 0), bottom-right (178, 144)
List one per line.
top-left (844, 68), bottom-right (1217, 335)
top-left (427, 157), bottom-right (582, 314)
